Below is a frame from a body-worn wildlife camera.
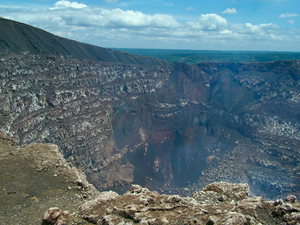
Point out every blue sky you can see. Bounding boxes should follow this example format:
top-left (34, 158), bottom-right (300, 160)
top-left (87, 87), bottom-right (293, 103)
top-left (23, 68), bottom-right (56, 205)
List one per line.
top-left (0, 0), bottom-right (299, 51)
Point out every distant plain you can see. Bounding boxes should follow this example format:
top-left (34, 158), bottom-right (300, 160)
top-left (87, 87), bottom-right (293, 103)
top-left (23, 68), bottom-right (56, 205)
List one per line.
top-left (116, 48), bottom-right (300, 64)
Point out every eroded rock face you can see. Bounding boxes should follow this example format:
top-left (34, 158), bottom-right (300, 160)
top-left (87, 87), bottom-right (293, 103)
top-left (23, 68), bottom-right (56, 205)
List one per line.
top-left (192, 181), bottom-right (250, 205)
top-left (0, 54), bottom-right (171, 192)
top-left (42, 207), bottom-right (68, 225)
top-left (1, 54), bottom-right (300, 199)
top-left (73, 183), bottom-right (300, 224)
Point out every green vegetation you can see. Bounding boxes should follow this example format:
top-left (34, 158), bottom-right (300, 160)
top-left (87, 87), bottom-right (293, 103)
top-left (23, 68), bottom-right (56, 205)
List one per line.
top-left (116, 48), bottom-right (300, 64)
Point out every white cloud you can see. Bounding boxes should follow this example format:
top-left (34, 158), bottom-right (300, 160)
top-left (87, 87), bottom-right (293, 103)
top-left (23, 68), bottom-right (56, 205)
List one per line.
top-left (233, 23), bottom-right (278, 33)
top-left (287, 20), bottom-right (295, 24)
top-left (50, 0), bottom-right (87, 10)
top-left (222, 8), bottom-right (237, 14)
top-left (187, 7), bottom-right (195, 11)
top-left (86, 8), bottom-right (180, 28)
top-left (220, 29), bottom-right (232, 35)
top-left (105, 0), bottom-right (119, 3)
top-left (279, 13), bottom-right (298, 18)
top-left (0, 1), bottom-right (299, 51)
top-left (196, 14), bottom-right (228, 31)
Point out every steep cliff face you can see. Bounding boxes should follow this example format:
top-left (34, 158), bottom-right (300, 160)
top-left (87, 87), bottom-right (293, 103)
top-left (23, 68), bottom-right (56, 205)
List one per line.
top-left (0, 54), bottom-right (171, 191)
top-left (1, 53), bottom-right (300, 200)
top-left (112, 61), bottom-right (300, 199)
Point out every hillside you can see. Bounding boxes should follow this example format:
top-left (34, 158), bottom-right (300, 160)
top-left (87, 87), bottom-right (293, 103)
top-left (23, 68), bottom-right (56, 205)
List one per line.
top-left (0, 17), bottom-right (168, 66)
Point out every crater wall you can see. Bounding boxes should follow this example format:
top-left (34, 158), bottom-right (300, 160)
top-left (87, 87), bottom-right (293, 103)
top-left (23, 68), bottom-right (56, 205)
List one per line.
top-left (1, 54), bottom-right (300, 199)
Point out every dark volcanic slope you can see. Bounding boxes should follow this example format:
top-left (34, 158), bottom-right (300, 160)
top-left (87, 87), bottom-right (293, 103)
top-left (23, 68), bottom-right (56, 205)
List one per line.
top-left (0, 17), bottom-right (168, 66)
top-left (1, 53), bottom-right (300, 200)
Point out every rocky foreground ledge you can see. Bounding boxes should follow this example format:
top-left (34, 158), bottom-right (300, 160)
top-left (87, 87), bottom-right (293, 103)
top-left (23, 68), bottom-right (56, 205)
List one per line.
top-left (44, 182), bottom-right (300, 225)
top-left (1, 132), bottom-right (299, 225)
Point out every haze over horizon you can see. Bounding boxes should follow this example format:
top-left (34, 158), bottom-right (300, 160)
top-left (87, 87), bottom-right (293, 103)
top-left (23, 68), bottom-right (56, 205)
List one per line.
top-left (0, 0), bottom-right (299, 52)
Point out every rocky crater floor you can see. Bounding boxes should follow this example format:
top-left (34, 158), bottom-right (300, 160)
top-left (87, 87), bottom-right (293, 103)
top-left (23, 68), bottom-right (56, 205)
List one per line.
top-left (1, 132), bottom-right (300, 225)
top-left (1, 54), bottom-right (300, 200)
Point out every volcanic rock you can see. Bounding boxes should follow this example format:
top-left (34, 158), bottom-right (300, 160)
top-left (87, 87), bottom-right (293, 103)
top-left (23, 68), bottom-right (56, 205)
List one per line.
top-left (59, 183), bottom-right (300, 224)
top-left (1, 53), bottom-right (299, 200)
top-left (42, 207), bottom-right (68, 225)
top-left (1, 132), bottom-right (300, 225)
top-left (0, 19), bottom-right (300, 200)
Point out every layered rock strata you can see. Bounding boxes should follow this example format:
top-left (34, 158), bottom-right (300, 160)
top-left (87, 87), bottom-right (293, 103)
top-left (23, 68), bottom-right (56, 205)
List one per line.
top-left (0, 54), bottom-right (171, 191)
top-left (1, 54), bottom-right (300, 199)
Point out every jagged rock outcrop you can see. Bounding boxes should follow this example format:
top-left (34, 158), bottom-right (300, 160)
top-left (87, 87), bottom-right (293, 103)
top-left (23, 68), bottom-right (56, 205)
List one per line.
top-left (1, 52), bottom-right (300, 200)
top-left (43, 207), bottom-right (69, 225)
top-left (192, 182), bottom-right (250, 204)
top-left (47, 182), bottom-right (300, 225)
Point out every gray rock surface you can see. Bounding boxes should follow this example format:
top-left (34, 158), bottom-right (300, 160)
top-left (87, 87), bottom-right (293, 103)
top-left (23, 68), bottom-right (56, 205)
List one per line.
top-left (42, 207), bottom-right (69, 225)
top-left (75, 183), bottom-right (300, 224)
top-left (0, 53), bottom-right (300, 199)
